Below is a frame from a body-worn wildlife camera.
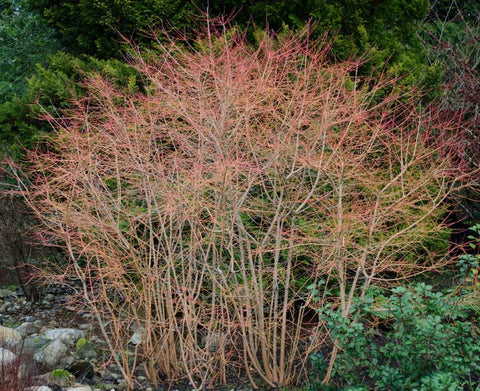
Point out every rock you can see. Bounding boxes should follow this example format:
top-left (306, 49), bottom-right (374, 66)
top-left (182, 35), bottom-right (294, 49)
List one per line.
top-left (0, 284), bottom-right (160, 391)
top-left (16, 321), bottom-right (39, 337)
top-left (17, 296), bottom-right (27, 305)
top-left (33, 338), bottom-right (74, 370)
top-left (0, 288), bottom-right (16, 298)
top-left (92, 383), bottom-right (114, 391)
top-left (66, 386), bottom-right (92, 391)
top-left (115, 379), bottom-right (127, 391)
top-left (0, 325), bottom-right (22, 343)
top-left (42, 328), bottom-right (85, 348)
top-left (128, 330), bottom-right (141, 345)
top-left (22, 335), bottom-right (51, 354)
top-left (76, 339), bottom-right (98, 360)
top-left (0, 347), bottom-right (17, 366)
top-left (44, 293), bottom-right (56, 302)
top-left (7, 302), bottom-right (21, 313)
top-left (90, 335), bottom-right (106, 346)
top-left (103, 371), bottom-right (121, 381)
top-left (35, 370), bottom-right (75, 387)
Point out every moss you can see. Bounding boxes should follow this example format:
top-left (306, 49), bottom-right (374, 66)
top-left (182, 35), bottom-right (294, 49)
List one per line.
top-left (76, 337), bottom-right (88, 349)
top-left (51, 369), bottom-right (71, 379)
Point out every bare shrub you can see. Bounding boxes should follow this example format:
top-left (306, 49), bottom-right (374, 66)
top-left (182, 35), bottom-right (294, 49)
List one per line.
top-left (422, 0), bottom-right (480, 223)
top-left (0, 341), bottom-right (44, 391)
top-left (0, 191), bottom-right (43, 301)
top-left (10, 22), bottom-right (475, 388)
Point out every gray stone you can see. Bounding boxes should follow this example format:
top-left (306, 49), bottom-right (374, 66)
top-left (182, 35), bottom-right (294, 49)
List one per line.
top-left (128, 330), bottom-right (141, 345)
top-left (7, 303), bottom-right (20, 312)
top-left (22, 335), bottom-right (50, 353)
top-left (0, 325), bottom-right (22, 345)
top-left (90, 335), bottom-right (106, 346)
top-left (115, 379), bottom-right (127, 391)
top-left (0, 288), bottom-right (16, 298)
top-left (0, 347), bottom-right (17, 366)
top-left (40, 300), bottom-right (52, 308)
top-left (42, 328), bottom-right (85, 347)
top-left (44, 293), bottom-right (55, 302)
top-left (25, 387), bottom-right (54, 391)
top-left (76, 339), bottom-right (98, 360)
top-left (33, 338), bottom-right (74, 370)
top-left (15, 321), bottom-right (39, 337)
top-left (35, 371), bottom-right (74, 387)
top-left (66, 386), bottom-right (92, 391)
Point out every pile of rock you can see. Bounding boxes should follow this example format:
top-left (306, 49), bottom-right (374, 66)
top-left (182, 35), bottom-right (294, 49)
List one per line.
top-left (0, 288), bottom-right (152, 391)
top-left (0, 286), bottom-right (254, 391)
top-left (0, 323), bottom-right (133, 391)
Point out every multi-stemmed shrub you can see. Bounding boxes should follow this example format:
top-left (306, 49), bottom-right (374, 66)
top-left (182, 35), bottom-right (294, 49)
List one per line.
top-left (10, 21), bottom-right (475, 389)
top-left (0, 193), bottom-right (43, 300)
top-left (0, 341), bottom-right (43, 391)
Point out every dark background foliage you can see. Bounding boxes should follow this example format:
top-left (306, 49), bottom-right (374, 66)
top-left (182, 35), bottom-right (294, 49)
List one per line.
top-left (3, 0), bottom-right (468, 154)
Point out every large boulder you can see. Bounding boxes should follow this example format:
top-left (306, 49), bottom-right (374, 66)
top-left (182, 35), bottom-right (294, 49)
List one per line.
top-left (76, 338), bottom-right (98, 360)
top-left (0, 347), bottom-right (17, 366)
top-left (41, 328), bottom-right (85, 348)
top-left (33, 338), bottom-right (75, 370)
top-left (0, 325), bottom-right (22, 348)
top-left (15, 321), bottom-right (39, 337)
top-left (22, 335), bottom-right (51, 354)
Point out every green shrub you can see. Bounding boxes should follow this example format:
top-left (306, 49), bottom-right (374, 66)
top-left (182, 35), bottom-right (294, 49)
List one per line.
top-left (310, 283), bottom-right (480, 390)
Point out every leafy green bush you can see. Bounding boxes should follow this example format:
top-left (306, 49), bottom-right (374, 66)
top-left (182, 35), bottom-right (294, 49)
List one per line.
top-left (310, 283), bottom-right (480, 390)
top-left (455, 224), bottom-right (480, 314)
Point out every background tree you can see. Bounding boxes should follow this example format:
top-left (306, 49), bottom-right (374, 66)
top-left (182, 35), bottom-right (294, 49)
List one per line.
top-left (27, 0), bottom-right (437, 86)
top-left (0, 0), bottom-right (61, 103)
top-left (0, 0), bottom-right (62, 155)
top-left (0, 0), bottom-right (453, 157)
top-left (421, 0), bottom-right (480, 223)
top-left (27, 0), bottom-right (193, 58)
